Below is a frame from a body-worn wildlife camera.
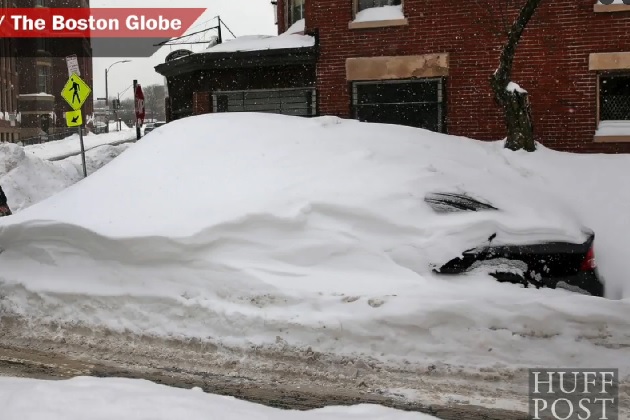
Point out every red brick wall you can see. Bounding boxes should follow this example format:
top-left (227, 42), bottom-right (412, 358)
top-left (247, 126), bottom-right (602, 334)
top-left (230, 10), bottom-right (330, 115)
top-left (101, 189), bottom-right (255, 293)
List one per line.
top-left (277, 0), bottom-right (630, 153)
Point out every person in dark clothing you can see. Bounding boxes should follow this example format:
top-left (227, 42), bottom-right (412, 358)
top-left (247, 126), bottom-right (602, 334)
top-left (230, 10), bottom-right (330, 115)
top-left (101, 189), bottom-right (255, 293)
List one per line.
top-left (0, 185), bottom-right (12, 217)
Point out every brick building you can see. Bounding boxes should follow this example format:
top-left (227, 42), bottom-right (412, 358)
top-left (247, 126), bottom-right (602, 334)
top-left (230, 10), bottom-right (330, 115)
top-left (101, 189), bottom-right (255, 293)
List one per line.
top-left (0, 0), bottom-right (93, 142)
top-left (0, 0), bottom-right (19, 142)
top-left (158, 0), bottom-right (630, 153)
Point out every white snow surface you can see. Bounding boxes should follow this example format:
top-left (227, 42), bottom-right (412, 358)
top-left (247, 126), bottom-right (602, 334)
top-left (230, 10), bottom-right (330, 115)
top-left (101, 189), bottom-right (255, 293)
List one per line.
top-left (0, 376), bottom-right (436, 420)
top-left (24, 128), bottom-right (135, 161)
top-left (203, 32), bottom-right (315, 54)
top-left (506, 81), bottom-right (527, 94)
top-left (0, 142), bottom-right (130, 212)
top-left (285, 18), bottom-right (305, 34)
top-left (595, 120), bottom-right (630, 136)
top-left (354, 5), bottom-right (405, 23)
top-left (0, 114), bottom-right (629, 375)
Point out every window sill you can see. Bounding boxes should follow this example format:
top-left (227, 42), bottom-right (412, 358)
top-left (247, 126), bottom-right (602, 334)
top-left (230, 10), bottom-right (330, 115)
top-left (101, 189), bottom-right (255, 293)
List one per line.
top-left (594, 4), bottom-right (630, 12)
top-left (594, 135), bottom-right (630, 143)
top-left (348, 18), bottom-right (409, 30)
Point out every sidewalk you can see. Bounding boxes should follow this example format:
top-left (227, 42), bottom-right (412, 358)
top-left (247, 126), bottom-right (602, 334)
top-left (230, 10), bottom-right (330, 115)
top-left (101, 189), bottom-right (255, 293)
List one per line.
top-left (24, 129), bottom-right (137, 161)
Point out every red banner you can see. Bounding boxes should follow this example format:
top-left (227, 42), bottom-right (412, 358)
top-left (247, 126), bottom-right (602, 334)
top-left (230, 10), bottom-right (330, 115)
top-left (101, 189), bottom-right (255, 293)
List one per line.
top-left (0, 8), bottom-right (205, 38)
top-left (135, 85), bottom-right (145, 126)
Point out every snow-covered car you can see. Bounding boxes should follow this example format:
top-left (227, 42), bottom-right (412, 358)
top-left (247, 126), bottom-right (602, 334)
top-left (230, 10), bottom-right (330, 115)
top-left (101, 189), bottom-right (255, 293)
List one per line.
top-left (426, 192), bottom-right (603, 296)
top-left (143, 121), bottom-right (166, 135)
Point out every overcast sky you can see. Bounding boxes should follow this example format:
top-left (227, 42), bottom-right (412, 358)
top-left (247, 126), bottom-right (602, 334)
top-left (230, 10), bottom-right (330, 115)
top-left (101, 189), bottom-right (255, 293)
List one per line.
top-left (93, 0), bottom-right (277, 100)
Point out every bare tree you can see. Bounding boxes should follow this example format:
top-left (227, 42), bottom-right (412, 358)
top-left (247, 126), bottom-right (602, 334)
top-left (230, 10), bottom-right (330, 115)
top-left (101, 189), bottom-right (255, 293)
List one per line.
top-left (142, 84), bottom-right (166, 121)
top-left (490, 0), bottom-right (545, 152)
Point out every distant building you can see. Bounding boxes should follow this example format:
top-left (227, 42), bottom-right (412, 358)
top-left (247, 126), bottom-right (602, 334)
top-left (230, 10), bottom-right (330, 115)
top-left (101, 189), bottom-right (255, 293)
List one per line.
top-left (0, 1), bottom-right (19, 142)
top-left (12, 0), bottom-right (93, 141)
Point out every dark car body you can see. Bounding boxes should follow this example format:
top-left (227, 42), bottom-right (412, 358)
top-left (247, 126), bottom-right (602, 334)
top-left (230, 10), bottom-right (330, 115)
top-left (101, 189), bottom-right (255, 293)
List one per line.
top-left (426, 192), bottom-right (604, 297)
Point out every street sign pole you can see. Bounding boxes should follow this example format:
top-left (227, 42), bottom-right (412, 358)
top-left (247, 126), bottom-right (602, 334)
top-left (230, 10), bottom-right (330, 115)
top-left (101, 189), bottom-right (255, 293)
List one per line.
top-left (61, 70), bottom-right (92, 178)
top-left (134, 79), bottom-right (141, 140)
top-left (78, 110), bottom-right (87, 178)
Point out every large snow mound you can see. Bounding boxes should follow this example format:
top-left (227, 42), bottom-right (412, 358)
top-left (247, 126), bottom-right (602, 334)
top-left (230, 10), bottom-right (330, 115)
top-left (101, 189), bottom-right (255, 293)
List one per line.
top-left (0, 142), bottom-right (131, 212)
top-left (0, 376), bottom-right (436, 420)
top-left (0, 113), bottom-right (629, 374)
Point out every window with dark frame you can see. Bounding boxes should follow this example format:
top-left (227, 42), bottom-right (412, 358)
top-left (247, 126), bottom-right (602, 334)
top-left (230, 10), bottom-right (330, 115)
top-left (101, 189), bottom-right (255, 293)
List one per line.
top-left (288, 0), bottom-right (305, 26)
top-left (351, 78), bottom-right (446, 133)
top-left (36, 38), bottom-right (49, 52)
top-left (213, 88), bottom-right (316, 117)
top-left (357, 0), bottom-right (401, 13)
top-left (599, 74), bottom-right (630, 121)
top-left (37, 65), bottom-right (50, 93)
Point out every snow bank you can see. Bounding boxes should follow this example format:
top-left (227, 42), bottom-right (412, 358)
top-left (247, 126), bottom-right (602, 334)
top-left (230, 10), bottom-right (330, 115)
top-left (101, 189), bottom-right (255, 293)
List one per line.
top-left (0, 142), bottom-right (131, 212)
top-left (354, 5), bottom-right (405, 23)
top-left (24, 128), bottom-right (135, 161)
top-left (0, 114), bottom-right (629, 376)
top-left (0, 377), bottom-right (435, 420)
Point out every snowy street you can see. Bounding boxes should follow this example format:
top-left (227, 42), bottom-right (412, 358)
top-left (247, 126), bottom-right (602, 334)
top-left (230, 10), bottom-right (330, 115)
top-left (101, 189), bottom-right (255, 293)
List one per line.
top-left (23, 123), bottom-right (136, 161)
top-left (0, 339), bottom-right (529, 420)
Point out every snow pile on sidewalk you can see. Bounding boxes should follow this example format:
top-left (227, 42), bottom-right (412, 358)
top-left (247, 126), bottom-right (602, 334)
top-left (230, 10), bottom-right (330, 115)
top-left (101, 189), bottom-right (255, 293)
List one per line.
top-left (0, 142), bottom-right (131, 212)
top-left (24, 128), bottom-right (135, 161)
top-left (0, 377), bottom-right (435, 420)
top-left (0, 113), bottom-right (629, 376)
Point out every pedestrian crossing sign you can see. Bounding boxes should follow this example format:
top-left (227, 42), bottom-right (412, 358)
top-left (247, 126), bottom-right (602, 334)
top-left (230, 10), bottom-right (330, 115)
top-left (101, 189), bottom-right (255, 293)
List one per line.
top-left (61, 73), bottom-right (91, 111)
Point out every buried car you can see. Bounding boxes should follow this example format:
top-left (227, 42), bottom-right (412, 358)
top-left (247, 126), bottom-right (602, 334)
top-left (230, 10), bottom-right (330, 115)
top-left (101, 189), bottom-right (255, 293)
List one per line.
top-left (144, 121), bottom-right (166, 135)
top-left (427, 192), bottom-right (603, 297)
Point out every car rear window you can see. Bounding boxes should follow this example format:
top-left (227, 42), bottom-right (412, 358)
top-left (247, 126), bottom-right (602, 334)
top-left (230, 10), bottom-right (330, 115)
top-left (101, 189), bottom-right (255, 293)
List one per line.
top-left (424, 192), bottom-right (498, 213)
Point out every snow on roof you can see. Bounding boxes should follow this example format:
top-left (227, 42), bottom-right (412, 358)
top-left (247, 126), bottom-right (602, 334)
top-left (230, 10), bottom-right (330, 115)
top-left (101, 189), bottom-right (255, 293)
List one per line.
top-left (202, 30), bottom-right (315, 54)
top-left (284, 18), bottom-right (305, 35)
top-left (18, 93), bottom-right (55, 98)
top-left (353, 4), bottom-right (404, 23)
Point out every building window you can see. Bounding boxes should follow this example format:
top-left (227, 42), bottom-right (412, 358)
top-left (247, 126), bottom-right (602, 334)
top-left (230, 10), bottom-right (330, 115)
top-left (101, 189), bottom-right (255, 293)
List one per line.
top-left (271, 1), bottom-right (278, 25)
top-left (352, 78), bottom-right (446, 133)
top-left (37, 65), bottom-right (50, 93)
top-left (213, 88), bottom-right (316, 117)
top-left (595, 73), bottom-right (630, 139)
top-left (357, 0), bottom-right (401, 12)
top-left (36, 38), bottom-right (49, 52)
top-left (35, 0), bottom-right (46, 6)
top-left (600, 74), bottom-right (630, 121)
top-left (288, 0), bottom-right (305, 26)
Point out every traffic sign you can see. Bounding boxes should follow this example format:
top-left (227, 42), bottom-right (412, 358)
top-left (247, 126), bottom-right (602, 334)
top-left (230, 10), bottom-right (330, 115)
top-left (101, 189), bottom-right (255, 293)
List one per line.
top-left (66, 54), bottom-right (80, 77)
top-left (65, 110), bottom-right (83, 127)
top-left (61, 74), bottom-right (91, 111)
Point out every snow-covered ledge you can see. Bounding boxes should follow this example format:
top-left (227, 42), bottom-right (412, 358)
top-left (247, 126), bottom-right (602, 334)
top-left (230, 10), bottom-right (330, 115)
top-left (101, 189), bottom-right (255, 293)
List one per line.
top-left (594, 120), bottom-right (630, 143)
top-left (349, 4), bottom-right (408, 29)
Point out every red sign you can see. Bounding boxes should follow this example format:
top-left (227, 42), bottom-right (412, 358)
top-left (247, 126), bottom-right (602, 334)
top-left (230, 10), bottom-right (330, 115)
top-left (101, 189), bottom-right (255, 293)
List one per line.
top-left (135, 84), bottom-right (145, 126)
top-left (0, 8), bottom-right (206, 38)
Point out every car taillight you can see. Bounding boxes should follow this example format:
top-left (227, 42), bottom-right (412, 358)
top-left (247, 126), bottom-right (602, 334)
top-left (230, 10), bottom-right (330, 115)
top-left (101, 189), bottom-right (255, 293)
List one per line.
top-left (580, 246), bottom-right (597, 271)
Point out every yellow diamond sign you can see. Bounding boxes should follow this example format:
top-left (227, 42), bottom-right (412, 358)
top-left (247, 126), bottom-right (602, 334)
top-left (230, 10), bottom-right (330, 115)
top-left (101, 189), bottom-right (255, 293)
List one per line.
top-left (65, 110), bottom-right (83, 127)
top-left (61, 73), bottom-right (91, 111)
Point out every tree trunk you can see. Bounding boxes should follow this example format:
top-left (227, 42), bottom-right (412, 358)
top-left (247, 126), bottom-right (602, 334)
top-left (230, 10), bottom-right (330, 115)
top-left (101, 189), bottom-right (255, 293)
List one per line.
top-left (491, 0), bottom-right (544, 152)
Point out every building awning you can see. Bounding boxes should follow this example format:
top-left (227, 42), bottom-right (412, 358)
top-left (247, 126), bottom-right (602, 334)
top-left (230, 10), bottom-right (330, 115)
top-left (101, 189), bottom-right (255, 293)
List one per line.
top-left (155, 38), bottom-right (319, 78)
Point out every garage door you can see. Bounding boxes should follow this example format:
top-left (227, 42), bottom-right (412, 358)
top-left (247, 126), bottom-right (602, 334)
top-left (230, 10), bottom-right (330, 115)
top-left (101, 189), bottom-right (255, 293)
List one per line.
top-left (351, 78), bottom-right (446, 133)
top-left (212, 88), bottom-right (317, 117)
